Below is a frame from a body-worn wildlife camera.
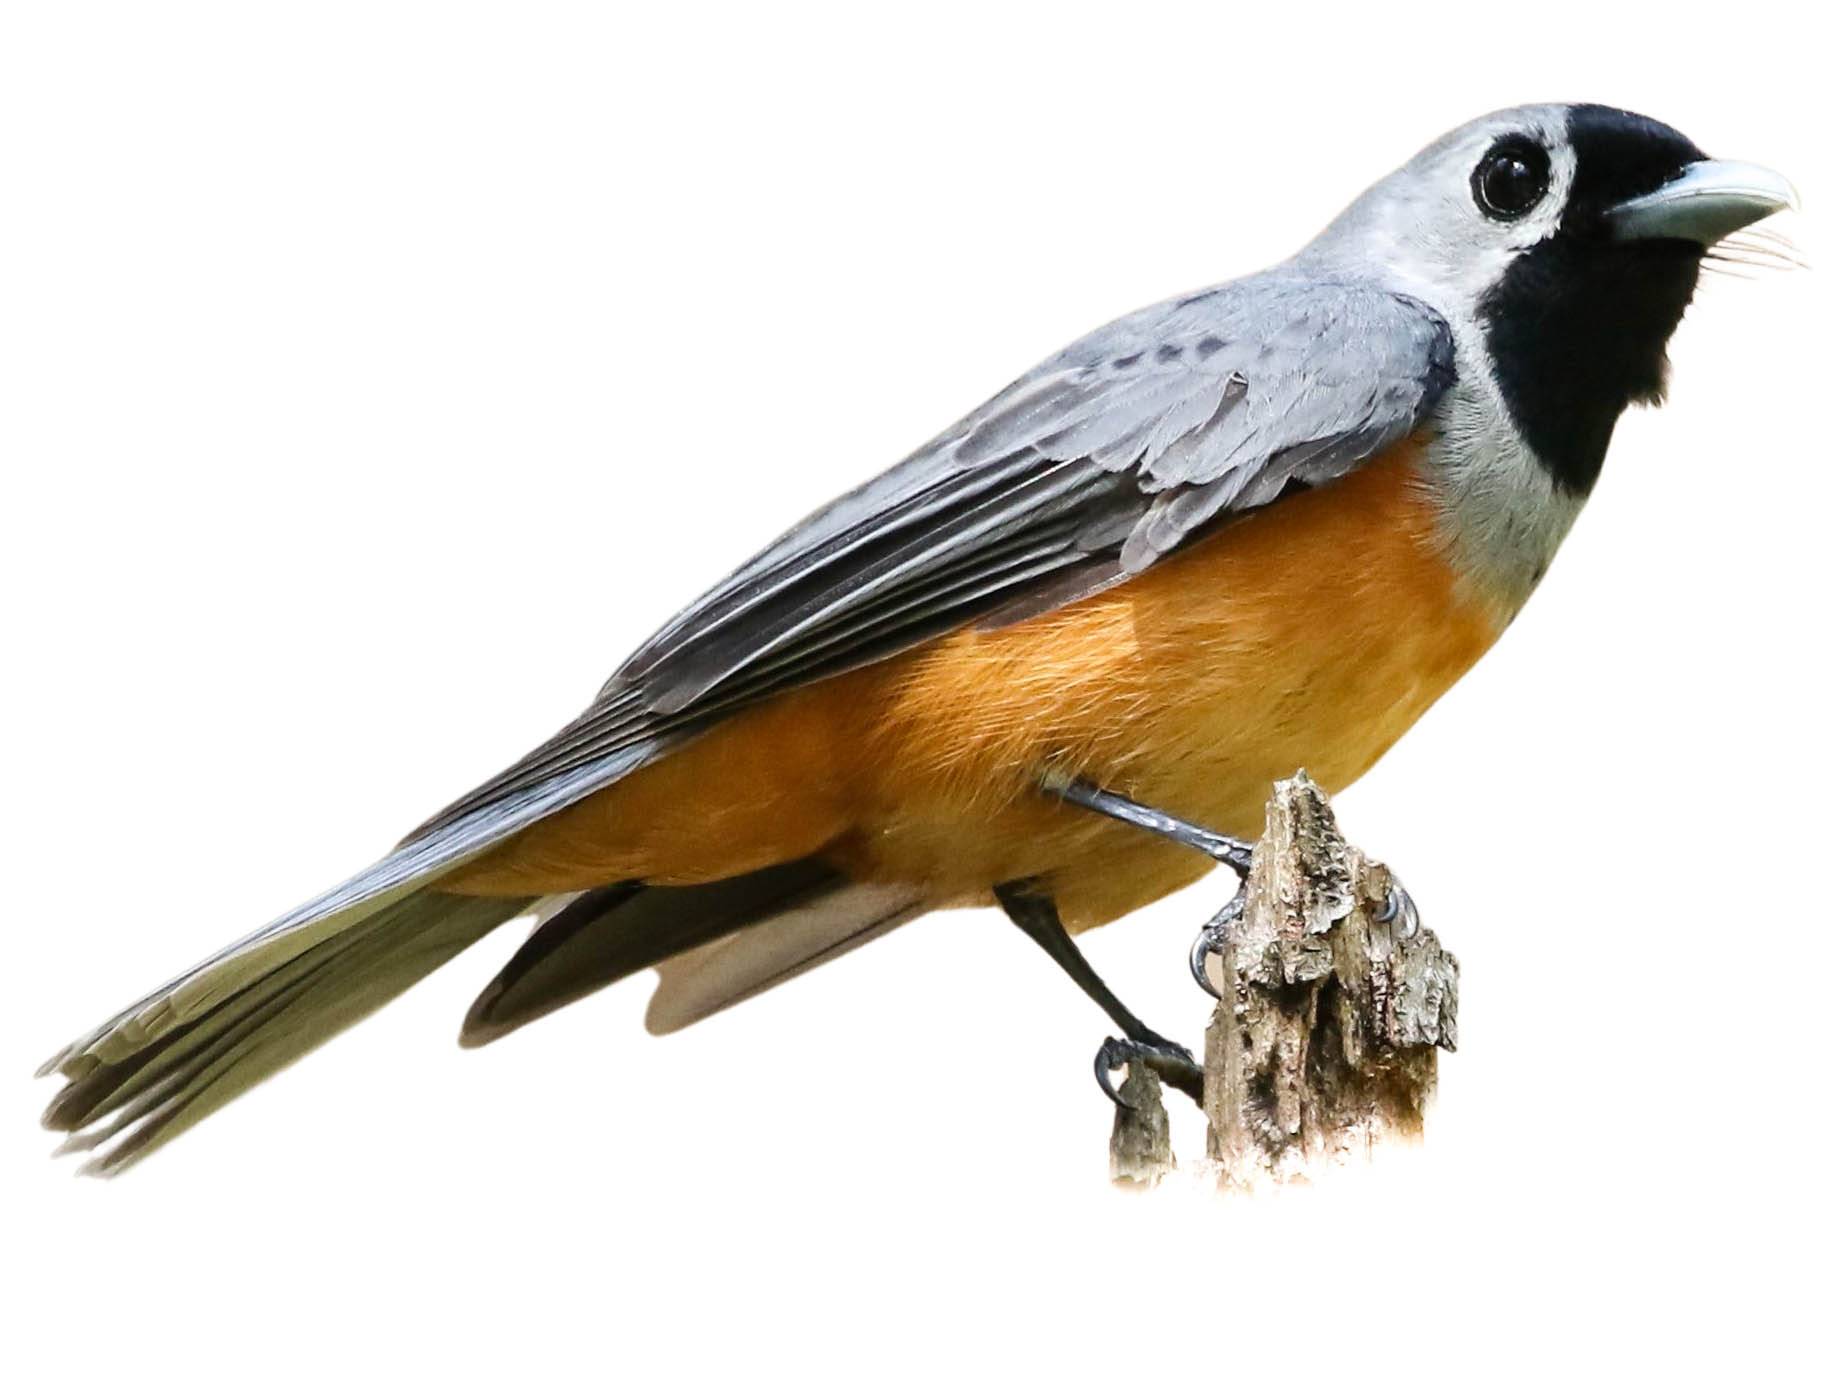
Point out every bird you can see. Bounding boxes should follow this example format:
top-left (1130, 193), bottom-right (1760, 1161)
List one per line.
top-left (40, 103), bottom-right (1797, 1173)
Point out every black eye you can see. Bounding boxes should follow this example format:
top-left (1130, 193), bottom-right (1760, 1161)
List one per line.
top-left (1473, 139), bottom-right (1551, 220)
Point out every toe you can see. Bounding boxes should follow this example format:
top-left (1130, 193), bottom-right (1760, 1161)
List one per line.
top-left (1375, 875), bottom-right (1421, 940)
top-left (1189, 888), bottom-right (1246, 997)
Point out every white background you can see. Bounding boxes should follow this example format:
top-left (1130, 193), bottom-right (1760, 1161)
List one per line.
top-left (4, 3), bottom-right (1825, 1368)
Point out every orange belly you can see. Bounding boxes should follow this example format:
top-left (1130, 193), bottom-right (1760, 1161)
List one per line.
top-left (447, 437), bottom-right (1505, 931)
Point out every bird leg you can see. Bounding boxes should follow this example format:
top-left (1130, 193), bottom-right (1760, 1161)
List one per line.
top-left (1043, 776), bottom-right (1256, 999)
top-left (1042, 776), bottom-right (1254, 876)
top-left (1042, 775), bottom-right (1422, 1002)
top-left (995, 879), bottom-right (1203, 1106)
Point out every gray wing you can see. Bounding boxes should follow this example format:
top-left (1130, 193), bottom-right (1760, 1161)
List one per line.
top-left (412, 273), bottom-right (1453, 837)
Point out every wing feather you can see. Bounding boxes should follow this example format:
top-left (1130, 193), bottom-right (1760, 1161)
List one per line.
top-left (411, 272), bottom-right (1453, 841)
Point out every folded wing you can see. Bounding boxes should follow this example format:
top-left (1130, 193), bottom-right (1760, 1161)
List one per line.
top-left (417, 274), bottom-right (1455, 836)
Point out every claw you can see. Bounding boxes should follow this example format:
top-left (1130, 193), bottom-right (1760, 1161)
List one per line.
top-left (1189, 887), bottom-right (1246, 999)
top-left (1374, 872), bottom-right (1421, 940)
top-left (1094, 1037), bottom-right (1134, 1108)
top-left (1094, 1034), bottom-right (1203, 1107)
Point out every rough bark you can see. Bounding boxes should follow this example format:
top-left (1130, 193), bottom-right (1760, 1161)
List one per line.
top-left (1110, 771), bottom-right (1459, 1189)
top-left (1109, 1063), bottom-right (1175, 1187)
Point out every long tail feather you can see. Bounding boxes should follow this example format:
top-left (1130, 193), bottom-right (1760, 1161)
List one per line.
top-left (43, 889), bottom-right (526, 1174)
top-left (42, 743), bottom-right (667, 1086)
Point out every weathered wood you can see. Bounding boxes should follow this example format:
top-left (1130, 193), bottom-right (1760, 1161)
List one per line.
top-left (1108, 1063), bottom-right (1175, 1187)
top-left (1108, 770), bottom-right (1458, 1188)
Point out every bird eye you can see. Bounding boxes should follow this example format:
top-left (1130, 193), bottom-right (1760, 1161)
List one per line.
top-left (1473, 138), bottom-right (1551, 220)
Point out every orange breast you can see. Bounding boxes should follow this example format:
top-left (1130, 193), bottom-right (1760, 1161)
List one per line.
top-left (448, 436), bottom-right (1505, 929)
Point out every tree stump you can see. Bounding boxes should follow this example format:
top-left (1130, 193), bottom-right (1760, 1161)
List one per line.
top-left (1108, 1063), bottom-right (1175, 1187)
top-left (1111, 771), bottom-right (1459, 1189)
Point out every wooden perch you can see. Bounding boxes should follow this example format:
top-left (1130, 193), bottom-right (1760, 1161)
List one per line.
top-left (1110, 771), bottom-right (1459, 1189)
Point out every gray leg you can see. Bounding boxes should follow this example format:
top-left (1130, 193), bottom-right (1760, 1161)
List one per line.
top-left (1045, 774), bottom-right (1421, 1003)
top-left (1042, 776), bottom-right (1253, 875)
top-left (1044, 776), bottom-right (1255, 999)
top-left (996, 880), bottom-right (1203, 1106)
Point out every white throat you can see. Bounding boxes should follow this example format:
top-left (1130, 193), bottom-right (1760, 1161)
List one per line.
top-left (1419, 349), bottom-right (1588, 621)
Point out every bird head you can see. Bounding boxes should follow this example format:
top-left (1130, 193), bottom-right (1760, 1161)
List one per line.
top-left (1301, 103), bottom-right (1798, 494)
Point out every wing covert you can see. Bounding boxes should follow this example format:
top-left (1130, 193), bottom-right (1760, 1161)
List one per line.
top-left (410, 273), bottom-right (1453, 839)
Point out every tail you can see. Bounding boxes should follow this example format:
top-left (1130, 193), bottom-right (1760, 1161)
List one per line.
top-left (43, 847), bottom-right (927, 1171)
top-left (458, 864), bottom-right (928, 1047)
top-left (40, 888), bottom-right (528, 1175)
top-left (40, 736), bottom-right (674, 1174)
top-left (40, 712), bottom-right (937, 1173)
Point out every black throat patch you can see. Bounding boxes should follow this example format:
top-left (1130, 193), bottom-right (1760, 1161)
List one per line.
top-left (1478, 106), bottom-right (1705, 497)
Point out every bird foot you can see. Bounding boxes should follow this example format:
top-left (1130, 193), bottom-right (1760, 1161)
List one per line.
top-left (1095, 1033), bottom-right (1203, 1108)
top-left (1188, 887), bottom-right (1247, 999)
top-left (1189, 867), bottom-right (1422, 1000)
